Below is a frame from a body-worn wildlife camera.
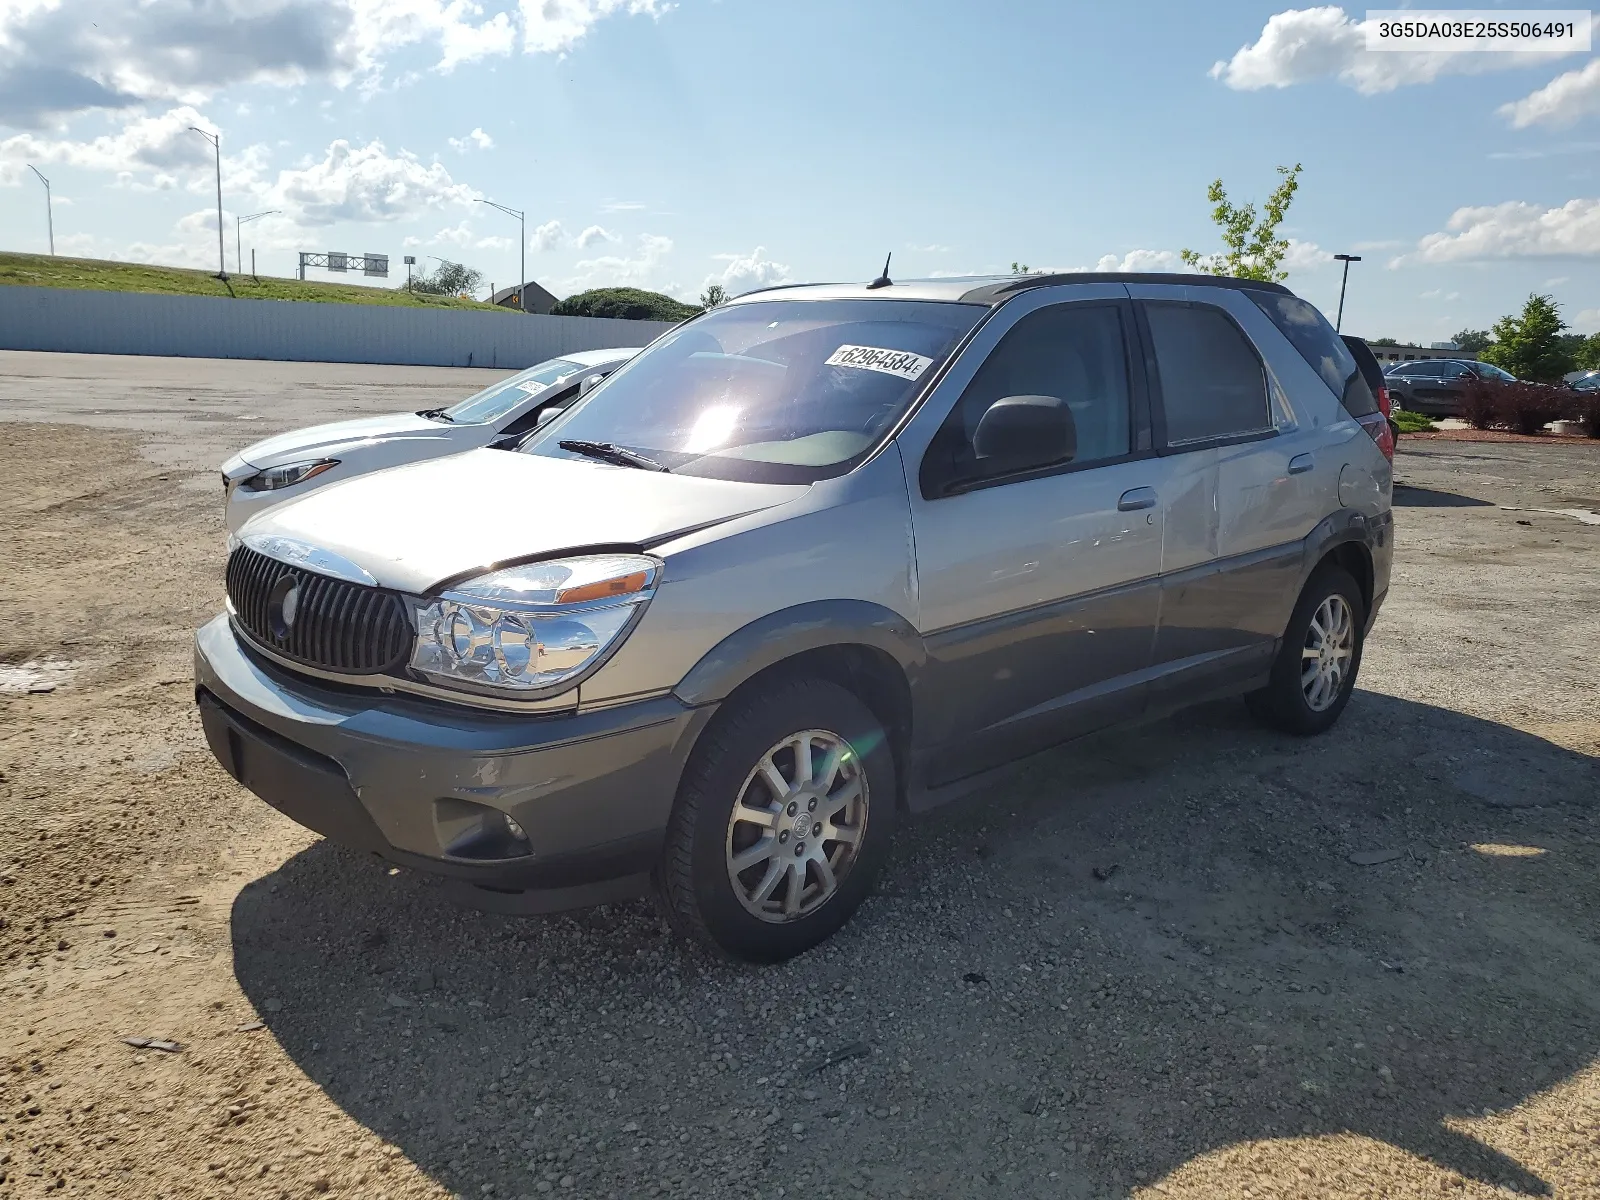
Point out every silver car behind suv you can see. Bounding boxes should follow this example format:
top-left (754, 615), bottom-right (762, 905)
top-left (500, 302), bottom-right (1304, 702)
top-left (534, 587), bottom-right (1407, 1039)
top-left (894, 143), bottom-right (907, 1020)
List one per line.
top-left (194, 273), bottom-right (1394, 962)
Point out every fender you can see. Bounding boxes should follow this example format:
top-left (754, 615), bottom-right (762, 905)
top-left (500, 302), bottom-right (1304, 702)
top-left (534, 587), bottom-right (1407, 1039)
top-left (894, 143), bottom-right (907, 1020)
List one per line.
top-left (1298, 506), bottom-right (1391, 624)
top-left (672, 599), bottom-right (927, 708)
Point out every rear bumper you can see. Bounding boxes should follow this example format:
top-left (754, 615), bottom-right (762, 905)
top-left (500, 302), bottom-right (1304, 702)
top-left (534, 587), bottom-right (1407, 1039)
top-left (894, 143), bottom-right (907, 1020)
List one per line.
top-left (194, 615), bottom-right (713, 912)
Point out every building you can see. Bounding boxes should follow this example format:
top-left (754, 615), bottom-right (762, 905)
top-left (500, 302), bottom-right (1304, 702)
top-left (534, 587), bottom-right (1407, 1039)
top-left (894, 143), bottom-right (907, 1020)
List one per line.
top-left (489, 280), bottom-right (559, 315)
top-left (1360, 341), bottom-right (1478, 364)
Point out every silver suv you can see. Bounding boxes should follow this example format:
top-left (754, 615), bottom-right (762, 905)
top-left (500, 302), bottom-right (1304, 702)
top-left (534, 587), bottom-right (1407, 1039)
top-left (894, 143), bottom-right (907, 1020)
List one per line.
top-left (194, 273), bottom-right (1394, 962)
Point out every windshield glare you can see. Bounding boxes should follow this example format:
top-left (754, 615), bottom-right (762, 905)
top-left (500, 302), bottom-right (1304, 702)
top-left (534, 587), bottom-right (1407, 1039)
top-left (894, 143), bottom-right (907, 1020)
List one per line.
top-left (442, 358), bottom-right (588, 425)
top-left (524, 299), bottom-right (985, 483)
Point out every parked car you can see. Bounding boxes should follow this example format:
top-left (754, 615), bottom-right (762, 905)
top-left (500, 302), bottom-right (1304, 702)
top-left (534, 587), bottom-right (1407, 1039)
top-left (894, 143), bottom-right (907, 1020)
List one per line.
top-left (195, 273), bottom-right (1393, 962)
top-left (1341, 335), bottom-right (1397, 450)
top-left (1382, 358), bottom-right (1516, 417)
top-left (1569, 369), bottom-right (1600, 393)
top-left (221, 348), bottom-right (640, 531)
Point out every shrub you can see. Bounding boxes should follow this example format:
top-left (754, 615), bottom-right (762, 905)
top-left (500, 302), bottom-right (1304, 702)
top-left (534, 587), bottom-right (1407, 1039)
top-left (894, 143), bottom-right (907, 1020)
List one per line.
top-left (1573, 392), bottom-right (1600, 439)
top-left (550, 287), bottom-right (701, 322)
top-left (1460, 382), bottom-right (1499, 430)
top-left (1392, 409), bottom-right (1435, 434)
top-left (1461, 381), bottom-right (1569, 434)
top-left (1497, 382), bottom-right (1567, 435)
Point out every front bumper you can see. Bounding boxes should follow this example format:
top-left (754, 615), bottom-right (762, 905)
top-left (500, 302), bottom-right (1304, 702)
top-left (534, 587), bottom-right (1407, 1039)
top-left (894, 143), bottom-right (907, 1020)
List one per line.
top-left (194, 615), bottom-right (713, 913)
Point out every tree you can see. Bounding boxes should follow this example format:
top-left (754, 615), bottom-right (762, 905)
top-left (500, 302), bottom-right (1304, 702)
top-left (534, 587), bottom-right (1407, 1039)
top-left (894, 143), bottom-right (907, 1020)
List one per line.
top-left (1577, 332), bottom-right (1600, 371)
top-left (1451, 328), bottom-right (1494, 354)
top-left (1479, 294), bottom-right (1572, 383)
top-left (699, 283), bottom-right (728, 309)
top-left (1180, 163), bottom-right (1303, 283)
top-left (1010, 262), bottom-right (1044, 275)
top-left (1370, 337), bottom-right (1400, 346)
top-left (550, 287), bottom-right (701, 322)
top-left (411, 259), bottom-right (485, 297)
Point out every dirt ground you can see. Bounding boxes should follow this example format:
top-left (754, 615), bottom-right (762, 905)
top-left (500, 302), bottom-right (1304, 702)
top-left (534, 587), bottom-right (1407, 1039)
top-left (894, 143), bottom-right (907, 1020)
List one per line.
top-left (2, 352), bottom-right (1598, 1200)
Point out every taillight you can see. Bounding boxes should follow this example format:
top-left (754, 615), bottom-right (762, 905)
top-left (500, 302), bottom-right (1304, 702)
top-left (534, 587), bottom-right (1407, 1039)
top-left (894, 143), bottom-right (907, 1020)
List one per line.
top-left (1376, 385), bottom-right (1392, 418)
top-left (1358, 412), bottom-right (1394, 463)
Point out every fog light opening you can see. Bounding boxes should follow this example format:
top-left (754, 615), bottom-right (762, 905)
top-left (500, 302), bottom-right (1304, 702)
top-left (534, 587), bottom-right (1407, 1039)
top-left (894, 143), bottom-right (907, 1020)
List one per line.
top-left (434, 797), bottom-right (534, 861)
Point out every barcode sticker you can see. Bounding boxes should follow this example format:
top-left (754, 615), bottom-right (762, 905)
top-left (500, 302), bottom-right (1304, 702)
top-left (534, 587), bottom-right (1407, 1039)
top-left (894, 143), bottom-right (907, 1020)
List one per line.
top-left (824, 344), bottom-right (934, 381)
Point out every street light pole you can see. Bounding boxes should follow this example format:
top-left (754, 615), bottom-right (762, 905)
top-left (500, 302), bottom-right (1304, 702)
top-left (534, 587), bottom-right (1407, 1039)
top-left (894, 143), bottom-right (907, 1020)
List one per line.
top-left (26, 165), bottom-right (54, 255)
top-left (1333, 253), bottom-right (1361, 332)
top-left (189, 126), bottom-right (227, 280)
top-left (475, 198), bottom-right (526, 311)
top-left (236, 210), bottom-right (281, 276)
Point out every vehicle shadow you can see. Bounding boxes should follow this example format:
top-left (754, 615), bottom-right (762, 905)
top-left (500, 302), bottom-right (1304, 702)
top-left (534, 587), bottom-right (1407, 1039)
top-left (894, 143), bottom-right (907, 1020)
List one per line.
top-left (231, 693), bottom-right (1598, 1198)
top-left (1392, 484), bottom-right (1494, 508)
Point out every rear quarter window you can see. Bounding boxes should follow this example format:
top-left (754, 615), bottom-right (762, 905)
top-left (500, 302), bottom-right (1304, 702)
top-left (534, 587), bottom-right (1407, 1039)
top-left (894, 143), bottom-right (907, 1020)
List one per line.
top-left (1247, 291), bottom-right (1377, 418)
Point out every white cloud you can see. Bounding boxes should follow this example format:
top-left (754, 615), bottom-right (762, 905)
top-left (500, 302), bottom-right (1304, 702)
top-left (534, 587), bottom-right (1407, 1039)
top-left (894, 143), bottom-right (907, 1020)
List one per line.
top-left (1210, 6), bottom-right (1578, 96)
top-left (265, 138), bottom-right (479, 225)
top-left (576, 223), bottom-right (618, 248)
top-left (601, 199), bottom-right (645, 212)
top-left (0, 0), bottom-right (666, 126)
top-left (563, 232), bottom-right (674, 291)
top-left (447, 126), bottom-right (495, 152)
top-left (518, 0), bottom-right (669, 55)
top-left (703, 245), bottom-right (791, 296)
top-left (1093, 249), bottom-right (1183, 272)
top-left (1419, 288), bottom-right (1461, 301)
top-left (908, 242), bottom-right (951, 253)
top-left (1573, 307), bottom-right (1600, 333)
top-left (1282, 238), bottom-right (1333, 270)
top-left (531, 218), bottom-right (565, 251)
top-left (1, 105), bottom-right (219, 173)
top-left (1399, 198), bottom-right (1600, 263)
top-left (1499, 59), bottom-right (1600, 129)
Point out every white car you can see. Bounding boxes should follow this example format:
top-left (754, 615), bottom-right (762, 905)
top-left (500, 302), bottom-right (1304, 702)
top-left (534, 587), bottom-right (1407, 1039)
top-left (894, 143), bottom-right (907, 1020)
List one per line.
top-left (222, 347), bottom-right (639, 531)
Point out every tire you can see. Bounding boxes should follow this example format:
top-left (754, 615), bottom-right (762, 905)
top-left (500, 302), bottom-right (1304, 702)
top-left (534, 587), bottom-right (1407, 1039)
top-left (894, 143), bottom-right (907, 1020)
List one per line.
top-left (1246, 564), bottom-right (1365, 736)
top-left (657, 676), bottom-right (896, 963)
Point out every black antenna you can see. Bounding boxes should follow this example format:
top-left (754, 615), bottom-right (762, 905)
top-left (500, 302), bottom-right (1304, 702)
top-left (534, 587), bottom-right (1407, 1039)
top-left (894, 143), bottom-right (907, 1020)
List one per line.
top-left (866, 252), bottom-right (892, 290)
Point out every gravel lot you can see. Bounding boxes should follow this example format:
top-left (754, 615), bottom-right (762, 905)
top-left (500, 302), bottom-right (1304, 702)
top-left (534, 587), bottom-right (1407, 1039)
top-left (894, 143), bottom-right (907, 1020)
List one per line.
top-left (2, 351), bottom-right (1597, 1199)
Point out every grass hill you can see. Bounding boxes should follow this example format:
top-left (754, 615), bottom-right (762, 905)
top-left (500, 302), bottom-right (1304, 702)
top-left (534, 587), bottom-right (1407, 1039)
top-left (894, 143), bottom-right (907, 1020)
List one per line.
top-left (0, 251), bottom-right (514, 312)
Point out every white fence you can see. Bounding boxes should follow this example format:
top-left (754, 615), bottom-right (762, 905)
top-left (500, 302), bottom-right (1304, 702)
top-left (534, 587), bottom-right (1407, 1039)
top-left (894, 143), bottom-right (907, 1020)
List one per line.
top-left (0, 286), bottom-right (676, 368)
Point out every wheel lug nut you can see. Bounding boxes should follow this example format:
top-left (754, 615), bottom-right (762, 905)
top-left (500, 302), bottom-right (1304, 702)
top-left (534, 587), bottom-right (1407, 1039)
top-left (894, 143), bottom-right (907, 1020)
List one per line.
top-left (795, 842), bottom-right (805, 856)
top-left (779, 830), bottom-right (788, 843)
top-left (812, 823), bottom-right (822, 837)
top-left (786, 802), bottom-right (798, 816)
top-left (807, 798), bottom-right (816, 811)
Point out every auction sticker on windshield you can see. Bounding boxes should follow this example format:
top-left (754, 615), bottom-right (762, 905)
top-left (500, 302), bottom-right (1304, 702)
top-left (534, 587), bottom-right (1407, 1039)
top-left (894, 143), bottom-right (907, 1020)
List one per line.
top-left (825, 345), bottom-right (934, 381)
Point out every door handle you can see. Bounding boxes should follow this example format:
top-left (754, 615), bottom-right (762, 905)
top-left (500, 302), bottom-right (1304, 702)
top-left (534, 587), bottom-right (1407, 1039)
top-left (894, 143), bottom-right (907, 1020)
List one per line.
top-left (1288, 453), bottom-right (1314, 475)
top-left (1117, 487), bottom-right (1157, 511)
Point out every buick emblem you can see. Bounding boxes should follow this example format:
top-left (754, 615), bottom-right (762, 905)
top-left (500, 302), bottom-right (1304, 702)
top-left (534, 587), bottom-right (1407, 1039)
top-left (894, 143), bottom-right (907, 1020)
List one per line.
top-left (269, 576), bottom-right (301, 639)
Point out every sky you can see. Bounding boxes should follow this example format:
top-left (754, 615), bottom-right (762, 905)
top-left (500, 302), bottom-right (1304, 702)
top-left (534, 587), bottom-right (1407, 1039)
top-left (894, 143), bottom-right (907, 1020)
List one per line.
top-left (0, 1), bottom-right (1597, 344)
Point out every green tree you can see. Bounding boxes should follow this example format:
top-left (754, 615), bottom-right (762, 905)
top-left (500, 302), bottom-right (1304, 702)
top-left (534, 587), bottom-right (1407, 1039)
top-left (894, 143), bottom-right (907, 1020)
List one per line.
top-left (1479, 294), bottom-right (1573, 382)
top-left (699, 282), bottom-right (728, 309)
top-left (1451, 328), bottom-right (1494, 354)
top-left (411, 259), bottom-right (485, 297)
top-left (1010, 261), bottom-right (1044, 275)
top-left (1180, 163), bottom-right (1303, 283)
top-left (1576, 332), bottom-right (1600, 370)
top-left (550, 287), bottom-right (701, 322)
top-left (1370, 337), bottom-right (1400, 346)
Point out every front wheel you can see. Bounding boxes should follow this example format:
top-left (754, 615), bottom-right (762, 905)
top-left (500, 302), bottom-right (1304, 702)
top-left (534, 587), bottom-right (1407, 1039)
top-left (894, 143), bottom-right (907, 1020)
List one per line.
top-left (1246, 565), bottom-right (1364, 735)
top-left (657, 677), bottom-right (896, 962)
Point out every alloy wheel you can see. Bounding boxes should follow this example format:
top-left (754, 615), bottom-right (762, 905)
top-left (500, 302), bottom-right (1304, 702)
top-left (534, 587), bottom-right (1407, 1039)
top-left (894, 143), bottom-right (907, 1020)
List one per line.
top-left (724, 729), bottom-right (868, 923)
top-left (1301, 594), bottom-right (1355, 712)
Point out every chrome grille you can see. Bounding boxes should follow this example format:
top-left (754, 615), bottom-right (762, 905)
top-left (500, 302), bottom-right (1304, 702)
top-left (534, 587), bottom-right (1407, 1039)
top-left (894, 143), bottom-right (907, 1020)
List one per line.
top-left (225, 545), bottom-right (411, 675)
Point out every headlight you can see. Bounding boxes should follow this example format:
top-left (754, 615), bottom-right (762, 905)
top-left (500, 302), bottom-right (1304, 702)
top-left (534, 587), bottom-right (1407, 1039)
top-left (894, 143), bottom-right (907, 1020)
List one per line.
top-left (410, 554), bottom-right (661, 696)
top-left (243, 459), bottom-right (340, 492)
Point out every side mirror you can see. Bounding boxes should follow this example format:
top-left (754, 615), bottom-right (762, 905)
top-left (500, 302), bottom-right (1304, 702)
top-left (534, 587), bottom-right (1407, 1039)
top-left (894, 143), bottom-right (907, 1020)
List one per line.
top-left (972, 395), bottom-right (1076, 474)
top-left (534, 406), bottom-right (565, 427)
top-left (579, 373), bottom-right (605, 397)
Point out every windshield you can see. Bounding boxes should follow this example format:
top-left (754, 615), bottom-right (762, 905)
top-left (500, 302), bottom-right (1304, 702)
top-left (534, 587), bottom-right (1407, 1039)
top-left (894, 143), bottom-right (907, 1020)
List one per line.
top-left (522, 299), bottom-right (985, 483)
top-left (438, 358), bottom-right (590, 425)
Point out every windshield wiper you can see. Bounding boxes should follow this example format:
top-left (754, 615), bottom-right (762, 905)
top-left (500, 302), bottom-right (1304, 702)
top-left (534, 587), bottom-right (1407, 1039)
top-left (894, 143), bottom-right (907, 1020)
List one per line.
top-left (418, 407), bottom-right (456, 423)
top-left (558, 439), bottom-right (669, 472)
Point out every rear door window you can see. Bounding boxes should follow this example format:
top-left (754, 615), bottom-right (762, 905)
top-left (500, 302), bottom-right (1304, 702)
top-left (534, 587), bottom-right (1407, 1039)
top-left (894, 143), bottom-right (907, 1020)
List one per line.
top-left (1143, 302), bottom-right (1271, 446)
top-left (1246, 290), bottom-right (1377, 417)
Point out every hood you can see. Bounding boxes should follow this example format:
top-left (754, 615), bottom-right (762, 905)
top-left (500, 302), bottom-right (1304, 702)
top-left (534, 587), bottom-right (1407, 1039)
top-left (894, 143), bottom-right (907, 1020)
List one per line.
top-left (240, 448), bottom-right (809, 593)
top-left (238, 411), bottom-right (454, 469)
